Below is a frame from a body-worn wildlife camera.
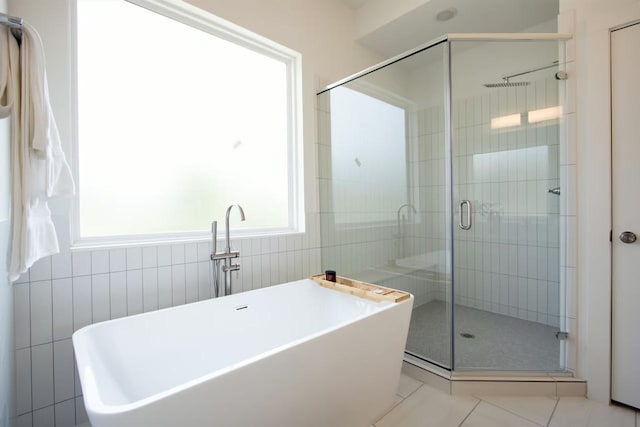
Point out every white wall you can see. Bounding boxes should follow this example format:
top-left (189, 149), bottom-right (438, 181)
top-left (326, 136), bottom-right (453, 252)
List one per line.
top-left (354, 0), bottom-right (429, 39)
top-left (0, 2), bottom-right (16, 426)
top-left (558, 0), bottom-right (640, 403)
top-left (7, 0), bottom-right (383, 425)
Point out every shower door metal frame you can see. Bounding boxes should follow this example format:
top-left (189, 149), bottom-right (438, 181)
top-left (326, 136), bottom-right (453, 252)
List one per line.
top-left (319, 33), bottom-right (572, 95)
top-left (443, 40), bottom-right (456, 371)
top-left (320, 32), bottom-right (573, 375)
top-left (445, 34), bottom-right (571, 373)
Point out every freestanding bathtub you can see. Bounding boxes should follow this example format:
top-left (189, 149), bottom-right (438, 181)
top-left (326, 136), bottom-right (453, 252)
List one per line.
top-left (73, 278), bottom-right (414, 427)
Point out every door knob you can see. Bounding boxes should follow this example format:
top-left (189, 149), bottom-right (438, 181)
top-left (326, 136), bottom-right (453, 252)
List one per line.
top-left (619, 231), bottom-right (637, 244)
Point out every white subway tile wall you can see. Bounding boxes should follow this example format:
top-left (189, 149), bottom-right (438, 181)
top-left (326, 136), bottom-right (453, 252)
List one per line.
top-left (315, 93), bottom-right (435, 305)
top-left (446, 76), bottom-right (563, 327)
top-left (13, 214), bottom-right (321, 426)
top-left (397, 76), bottom-right (564, 328)
top-left (316, 70), bottom-right (576, 366)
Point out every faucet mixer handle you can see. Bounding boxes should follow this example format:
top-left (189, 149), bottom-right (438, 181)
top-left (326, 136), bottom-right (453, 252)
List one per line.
top-left (222, 263), bottom-right (240, 273)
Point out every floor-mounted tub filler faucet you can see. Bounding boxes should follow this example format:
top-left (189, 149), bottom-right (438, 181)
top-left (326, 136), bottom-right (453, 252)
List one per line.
top-left (396, 203), bottom-right (417, 260)
top-left (211, 204), bottom-right (246, 297)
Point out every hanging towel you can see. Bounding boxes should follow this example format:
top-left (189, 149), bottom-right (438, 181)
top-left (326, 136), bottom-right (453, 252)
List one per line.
top-left (0, 27), bottom-right (18, 119)
top-left (0, 23), bottom-right (75, 282)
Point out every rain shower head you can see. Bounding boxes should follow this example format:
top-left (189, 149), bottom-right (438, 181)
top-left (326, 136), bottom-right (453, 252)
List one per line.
top-left (483, 78), bottom-right (530, 88)
top-left (484, 61), bottom-right (562, 89)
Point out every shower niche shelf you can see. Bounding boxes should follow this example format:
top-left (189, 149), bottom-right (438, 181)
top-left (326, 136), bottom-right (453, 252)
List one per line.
top-left (310, 274), bottom-right (411, 303)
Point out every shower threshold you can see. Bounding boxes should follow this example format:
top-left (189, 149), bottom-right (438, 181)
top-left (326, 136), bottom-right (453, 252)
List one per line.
top-left (402, 354), bottom-right (585, 397)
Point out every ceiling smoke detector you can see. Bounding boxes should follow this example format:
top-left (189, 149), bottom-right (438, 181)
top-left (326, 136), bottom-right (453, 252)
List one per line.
top-left (436, 7), bottom-right (458, 22)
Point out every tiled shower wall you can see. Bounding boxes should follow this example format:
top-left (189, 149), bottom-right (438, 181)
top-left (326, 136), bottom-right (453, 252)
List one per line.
top-left (316, 94), bottom-right (432, 305)
top-left (405, 105), bottom-right (449, 306)
top-left (450, 76), bottom-right (561, 327)
top-left (405, 75), bottom-right (562, 327)
top-left (316, 94), bottom-right (396, 274)
top-left (315, 40), bottom-right (576, 371)
top-left (12, 215), bottom-right (321, 427)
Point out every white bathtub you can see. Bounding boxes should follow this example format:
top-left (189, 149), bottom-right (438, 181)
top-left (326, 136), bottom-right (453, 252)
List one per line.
top-left (73, 278), bottom-right (413, 427)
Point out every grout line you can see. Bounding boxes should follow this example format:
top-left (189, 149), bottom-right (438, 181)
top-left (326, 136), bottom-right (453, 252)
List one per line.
top-left (170, 262), bottom-right (175, 307)
top-left (141, 267), bottom-right (145, 312)
top-left (108, 258), bottom-right (113, 320)
top-left (50, 270), bottom-right (57, 425)
top-left (457, 399), bottom-right (481, 427)
top-left (375, 383), bottom-right (425, 426)
top-left (479, 397), bottom-right (553, 426)
top-left (27, 281), bottom-right (33, 422)
top-left (402, 382), bottom-right (424, 401)
top-left (546, 396), bottom-right (560, 427)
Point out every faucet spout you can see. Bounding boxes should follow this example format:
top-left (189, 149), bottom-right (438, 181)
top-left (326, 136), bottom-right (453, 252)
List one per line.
top-left (396, 203), bottom-right (417, 235)
top-left (225, 204), bottom-right (246, 253)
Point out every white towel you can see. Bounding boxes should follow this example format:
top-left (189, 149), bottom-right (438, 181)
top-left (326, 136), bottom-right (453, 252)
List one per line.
top-left (0, 27), bottom-right (18, 118)
top-left (0, 23), bottom-right (75, 282)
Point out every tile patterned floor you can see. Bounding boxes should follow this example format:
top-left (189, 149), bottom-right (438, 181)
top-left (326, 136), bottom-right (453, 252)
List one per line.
top-left (406, 301), bottom-right (560, 371)
top-left (375, 373), bottom-right (640, 427)
top-left (77, 374), bottom-right (639, 427)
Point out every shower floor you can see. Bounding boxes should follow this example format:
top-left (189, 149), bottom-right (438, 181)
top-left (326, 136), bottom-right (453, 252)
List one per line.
top-left (406, 301), bottom-right (561, 371)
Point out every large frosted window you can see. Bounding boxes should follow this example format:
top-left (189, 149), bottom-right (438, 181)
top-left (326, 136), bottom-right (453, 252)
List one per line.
top-left (76, 0), bottom-right (298, 240)
top-left (329, 87), bottom-right (407, 223)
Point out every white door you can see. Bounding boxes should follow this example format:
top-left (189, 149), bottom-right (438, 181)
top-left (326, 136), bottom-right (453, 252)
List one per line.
top-left (611, 21), bottom-right (640, 410)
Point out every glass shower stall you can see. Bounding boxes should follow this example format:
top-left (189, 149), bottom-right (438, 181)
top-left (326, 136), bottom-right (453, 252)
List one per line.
top-left (317, 34), bottom-right (570, 373)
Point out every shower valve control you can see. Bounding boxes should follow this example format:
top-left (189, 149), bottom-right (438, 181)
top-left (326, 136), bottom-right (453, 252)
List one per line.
top-left (223, 263), bottom-right (241, 273)
top-left (555, 71), bottom-right (568, 80)
top-left (619, 231), bottom-right (637, 244)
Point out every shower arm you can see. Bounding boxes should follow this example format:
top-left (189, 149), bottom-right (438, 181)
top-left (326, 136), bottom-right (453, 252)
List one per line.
top-left (501, 61), bottom-right (560, 82)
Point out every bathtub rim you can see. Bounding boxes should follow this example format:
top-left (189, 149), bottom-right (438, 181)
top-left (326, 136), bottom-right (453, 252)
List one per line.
top-left (73, 278), bottom-right (414, 416)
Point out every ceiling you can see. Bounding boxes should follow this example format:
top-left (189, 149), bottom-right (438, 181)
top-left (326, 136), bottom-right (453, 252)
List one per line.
top-left (341, 0), bottom-right (370, 9)
top-left (342, 0), bottom-right (559, 58)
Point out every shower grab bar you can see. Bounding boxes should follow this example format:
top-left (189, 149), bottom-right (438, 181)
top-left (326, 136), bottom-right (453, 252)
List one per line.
top-left (459, 200), bottom-right (472, 230)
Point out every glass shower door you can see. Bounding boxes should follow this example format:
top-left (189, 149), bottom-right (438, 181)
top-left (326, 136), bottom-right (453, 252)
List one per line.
top-left (317, 41), bottom-right (453, 369)
top-left (400, 43), bottom-right (452, 369)
top-left (450, 39), bottom-right (564, 371)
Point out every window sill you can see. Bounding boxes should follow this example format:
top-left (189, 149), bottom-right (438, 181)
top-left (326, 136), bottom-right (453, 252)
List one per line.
top-left (70, 228), bottom-right (306, 252)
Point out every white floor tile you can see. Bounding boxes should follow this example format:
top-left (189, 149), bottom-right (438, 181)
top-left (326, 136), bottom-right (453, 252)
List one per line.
top-left (14, 413), bottom-right (32, 427)
top-left (375, 385), bottom-right (478, 427)
top-left (477, 395), bottom-right (557, 425)
top-left (402, 362), bottom-right (451, 394)
top-left (451, 380), bottom-right (556, 396)
top-left (556, 381), bottom-right (586, 396)
top-left (397, 373), bottom-right (423, 398)
top-left (461, 401), bottom-right (539, 427)
top-left (54, 399), bottom-right (76, 426)
top-left (33, 405), bottom-right (55, 427)
top-left (549, 397), bottom-right (636, 427)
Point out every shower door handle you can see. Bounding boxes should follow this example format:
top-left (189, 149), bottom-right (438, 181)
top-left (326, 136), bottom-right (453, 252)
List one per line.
top-left (459, 200), bottom-right (472, 230)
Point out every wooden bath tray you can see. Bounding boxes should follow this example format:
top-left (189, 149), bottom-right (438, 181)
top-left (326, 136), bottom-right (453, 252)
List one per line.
top-left (310, 274), bottom-right (410, 303)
